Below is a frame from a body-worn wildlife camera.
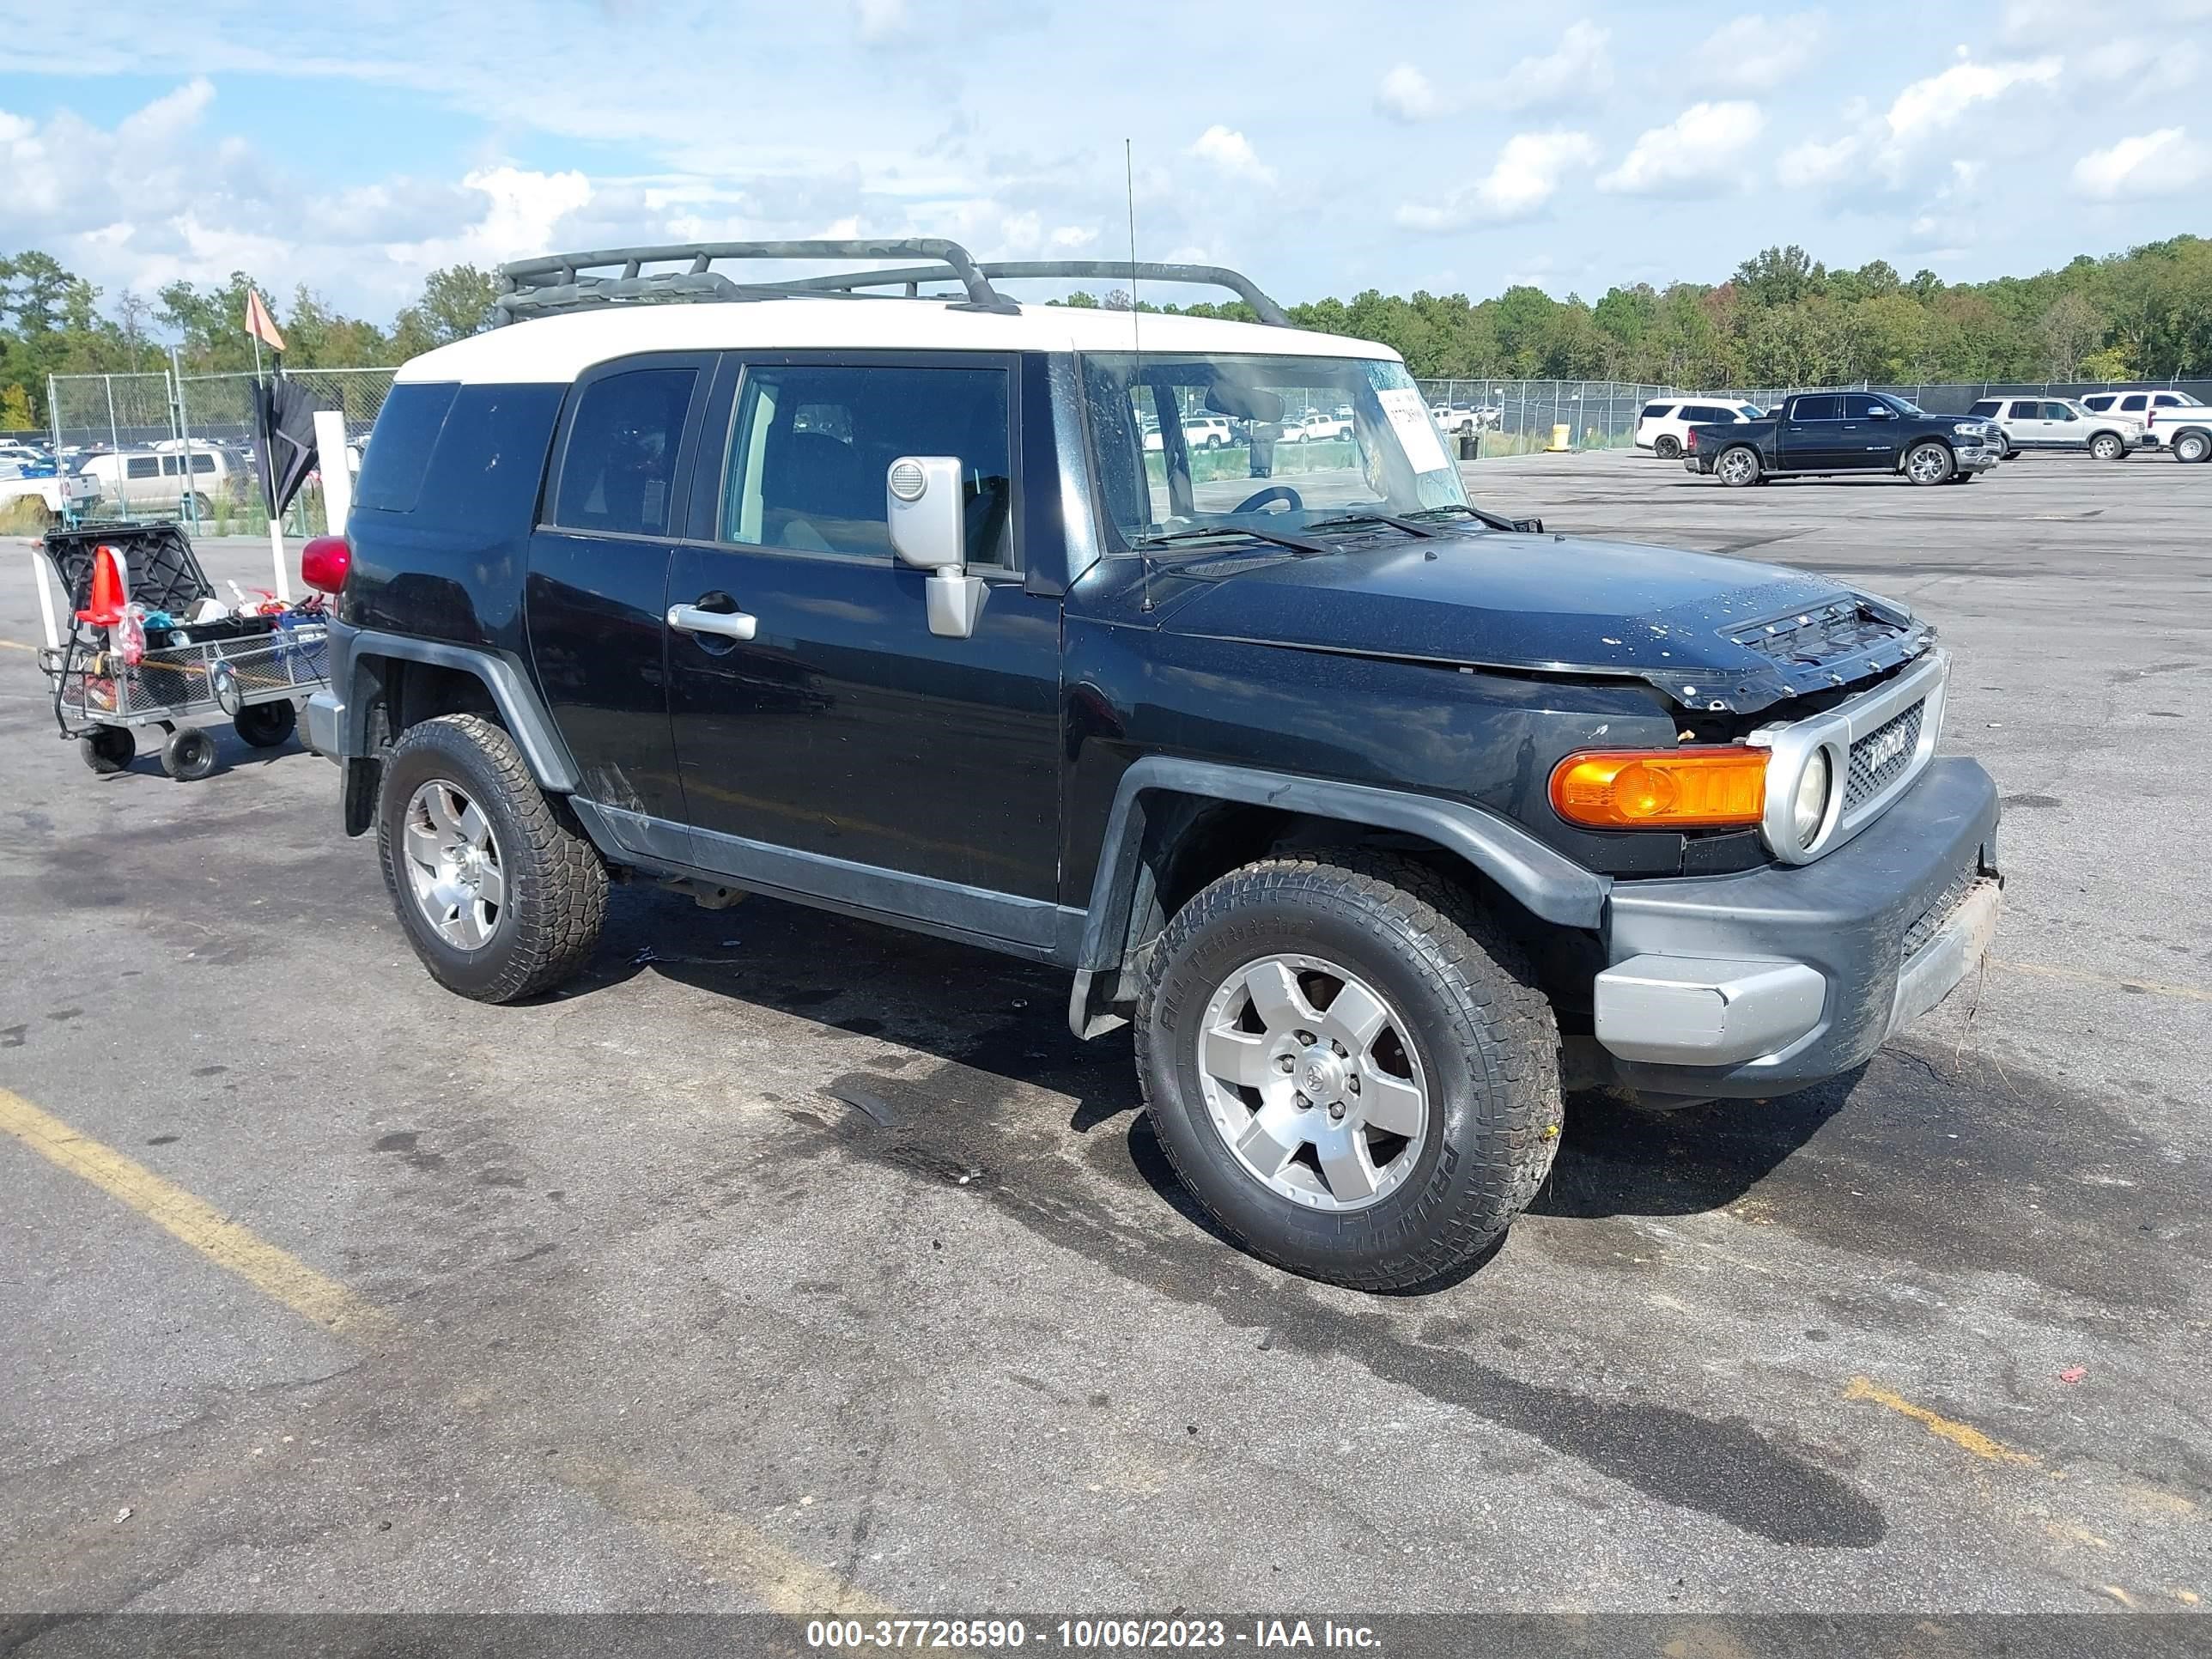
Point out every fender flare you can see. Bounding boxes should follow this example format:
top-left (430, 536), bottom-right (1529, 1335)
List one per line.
top-left (336, 625), bottom-right (580, 793)
top-left (1073, 757), bottom-right (1611, 981)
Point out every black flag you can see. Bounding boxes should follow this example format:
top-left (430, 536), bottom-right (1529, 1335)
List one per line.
top-left (257, 377), bottom-right (321, 517)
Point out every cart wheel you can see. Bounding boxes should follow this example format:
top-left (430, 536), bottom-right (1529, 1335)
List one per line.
top-left (234, 700), bottom-right (297, 749)
top-left (80, 727), bottom-right (137, 774)
top-left (161, 727), bottom-right (218, 781)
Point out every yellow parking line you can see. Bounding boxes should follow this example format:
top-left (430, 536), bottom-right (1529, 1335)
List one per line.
top-left (0, 1084), bottom-right (880, 1613)
top-left (0, 637), bottom-right (35, 651)
top-left (1995, 957), bottom-right (2212, 1005)
top-left (1844, 1376), bottom-right (2038, 1467)
top-left (0, 1086), bottom-right (392, 1338)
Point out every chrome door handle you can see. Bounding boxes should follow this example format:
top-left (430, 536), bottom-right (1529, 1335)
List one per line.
top-left (667, 603), bottom-right (757, 642)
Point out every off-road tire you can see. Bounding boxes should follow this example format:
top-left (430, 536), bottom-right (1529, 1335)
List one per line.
top-left (233, 700), bottom-right (297, 749)
top-left (1653, 434), bottom-right (1681, 459)
top-left (1135, 852), bottom-right (1562, 1291)
top-left (376, 714), bottom-right (607, 1003)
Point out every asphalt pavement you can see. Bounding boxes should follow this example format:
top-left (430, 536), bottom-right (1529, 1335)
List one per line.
top-left (1, 448), bottom-right (2207, 1624)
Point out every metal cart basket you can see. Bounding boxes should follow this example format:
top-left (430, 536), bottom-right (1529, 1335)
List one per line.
top-left (31, 521), bottom-right (329, 781)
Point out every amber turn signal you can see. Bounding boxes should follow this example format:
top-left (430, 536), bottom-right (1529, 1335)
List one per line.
top-left (1549, 746), bottom-right (1768, 829)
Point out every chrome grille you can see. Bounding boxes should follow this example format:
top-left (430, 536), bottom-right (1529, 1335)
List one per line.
top-left (1845, 701), bottom-right (1924, 811)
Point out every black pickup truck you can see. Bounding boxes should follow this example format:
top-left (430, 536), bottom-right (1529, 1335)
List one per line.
top-left (1685, 391), bottom-right (2003, 487)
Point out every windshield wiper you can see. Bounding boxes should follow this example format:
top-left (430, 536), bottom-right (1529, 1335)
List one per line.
top-left (1135, 524), bottom-right (1332, 556)
top-left (1304, 512), bottom-right (1438, 539)
top-left (1404, 501), bottom-right (1544, 534)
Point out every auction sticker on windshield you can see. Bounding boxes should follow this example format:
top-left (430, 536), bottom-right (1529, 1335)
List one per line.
top-left (1377, 386), bottom-right (1450, 474)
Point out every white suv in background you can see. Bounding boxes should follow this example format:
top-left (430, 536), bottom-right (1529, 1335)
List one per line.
top-left (2079, 388), bottom-right (2209, 447)
top-left (1966, 397), bottom-right (2136, 460)
top-left (1635, 397), bottom-right (1762, 459)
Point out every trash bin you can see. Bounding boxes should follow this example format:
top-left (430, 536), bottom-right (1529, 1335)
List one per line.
top-left (1547, 423), bottom-right (1572, 453)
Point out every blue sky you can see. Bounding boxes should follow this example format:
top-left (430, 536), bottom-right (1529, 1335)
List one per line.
top-left (2, 0), bottom-right (2208, 327)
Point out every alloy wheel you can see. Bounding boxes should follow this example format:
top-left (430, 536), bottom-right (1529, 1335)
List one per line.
top-left (402, 780), bottom-right (507, 949)
top-left (1195, 954), bottom-right (1430, 1212)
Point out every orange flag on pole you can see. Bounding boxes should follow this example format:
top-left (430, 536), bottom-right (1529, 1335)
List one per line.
top-left (244, 287), bottom-right (286, 353)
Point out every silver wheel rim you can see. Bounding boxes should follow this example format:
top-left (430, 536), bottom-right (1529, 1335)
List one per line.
top-left (1719, 450), bottom-right (1754, 484)
top-left (2183, 435), bottom-right (2208, 463)
top-left (402, 780), bottom-right (506, 950)
top-left (2094, 437), bottom-right (2118, 459)
top-left (1195, 953), bottom-right (1430, 1212)
top-left (1909, 445), bottom-right (1948, 483)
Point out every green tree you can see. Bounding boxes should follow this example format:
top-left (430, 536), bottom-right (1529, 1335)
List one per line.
top-left (0, 382), bottom-right (34, 430)
top-left (391, 264), bottom-right (500, 357)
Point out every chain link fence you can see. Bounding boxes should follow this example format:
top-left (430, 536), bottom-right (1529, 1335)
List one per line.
top-left (46, 366), bottom-right (396, 536)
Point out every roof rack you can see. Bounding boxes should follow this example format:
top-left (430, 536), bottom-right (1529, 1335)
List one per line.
top-left (494, 240), bottom-right (1294, 329)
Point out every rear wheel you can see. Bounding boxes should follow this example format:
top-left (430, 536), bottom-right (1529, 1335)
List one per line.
top-left (376, 714), bottom-right (608, 1003)
top-left (79, 726), bottom-right (135, 774)
top-left (1905, 441), bottom-right (1955, 486)
top-left (2090, 433), bottom-right (2124, 462)
top-left (1716, 446), bottom-right (1761, 487)
top-left (1136, 853), bottom-right (1562, 1291)
top-left (1653, 434), bottom-right (1682, 460)
top-left (2174, 429), bottom-right (2211, 465)
top-left (233, 700), bottom-right (297, 749)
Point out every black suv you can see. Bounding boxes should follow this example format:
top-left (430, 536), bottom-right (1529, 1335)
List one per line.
top-left (302, 241), bottom-right (2002, 1291)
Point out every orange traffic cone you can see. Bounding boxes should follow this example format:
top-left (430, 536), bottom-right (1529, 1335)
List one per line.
top-left (76, 544), bottom-right (130, 626)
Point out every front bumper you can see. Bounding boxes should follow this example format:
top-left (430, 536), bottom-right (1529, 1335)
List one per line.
top-left (1954, 443), bottom-right (2000, 472)
top-left (1584, 757), bottom-right (2001, 1098)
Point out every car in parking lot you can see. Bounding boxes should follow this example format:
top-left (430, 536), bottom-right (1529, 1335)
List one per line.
top-left (1967, 396), bottom-right (2136, 460)
top-left (1635, 397), bottom-right (1763, 460)
top-left (1279, 410), bottom-right (1353, 442)
top-left (0, 460), bottom-right (99, 524)
top-left (2080, 387), bottom-right (2209, 447)
top-left (73, 446), bottom-right (249, 515)
top-left (1685, 391), bottom-right (2002, 486)
top-left (2148, 403), bottom-right (2211, 463)
top-left (301, 238), bottom-right (2001, 1292)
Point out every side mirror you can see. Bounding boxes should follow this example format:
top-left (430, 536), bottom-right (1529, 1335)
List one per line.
top-left (1867, 406), bottom-right (1895, 419)
top-left (886, 456), bottom-right (986, 640)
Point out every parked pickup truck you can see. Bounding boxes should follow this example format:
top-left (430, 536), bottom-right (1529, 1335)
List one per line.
top-left (1685, 391), bottom-right (2003, 487)
top-left (0, 463), bottom-right (99, 526)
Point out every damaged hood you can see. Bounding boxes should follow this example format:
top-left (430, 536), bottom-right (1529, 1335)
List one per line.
top-left (1153, 531), bottom-right (1933, 714)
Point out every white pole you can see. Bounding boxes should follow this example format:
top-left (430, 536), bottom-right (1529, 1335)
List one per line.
top-left (32, 544), bottom-right (60, 649)
top-left (268, 517), bottom-right (289, 602)
top-left (313, 410), bottom-right (352, 537)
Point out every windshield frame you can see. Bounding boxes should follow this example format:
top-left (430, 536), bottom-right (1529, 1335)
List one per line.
top-left (1073, 348), bottom-right (1472, 559)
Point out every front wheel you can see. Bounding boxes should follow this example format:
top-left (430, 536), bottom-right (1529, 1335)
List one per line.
top-left (233, 700), bottom-right (297, 749)
top-left (80, 726), bottom-right (136, 774)
top-left (1136, 854), bottom-right (1562, 1291)
top-left (1905, 441), bottom-right (1955, 486)
top-left (2090, 433), bottom-right (2124, 462)
top-left (376, 714), bottom-right (609, 1003)
top-left (1653, 434), bottom-right (1682, 460)
top-left (2174, 430), bottom-right (2211, 465)
top-left (1716, 446), bottom-right (1761, 487)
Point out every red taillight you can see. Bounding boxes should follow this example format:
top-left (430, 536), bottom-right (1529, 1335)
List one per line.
top-left (301, 534), bottom-right (351, 594)
top-left (1684, 428), bottom-right (1698, 451)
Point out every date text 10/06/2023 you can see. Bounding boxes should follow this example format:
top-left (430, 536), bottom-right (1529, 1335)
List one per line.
top-left (805, 1620), bottom-right (1382, 1650)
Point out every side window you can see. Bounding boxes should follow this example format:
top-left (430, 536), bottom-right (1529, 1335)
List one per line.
top-left (356, 382), bottom-right (460, 514)
top-left (552, 367), bottom-right (697, 538)
top-left (1791, 395), bottom-right (1842, 422)
top-left (2083, 394), bottom-right (2113, 411)
top-left (127, 456), bottom-right (160, 480)
top-left (2118, 394), bottom-right (2148, 412)
top-left (720, 363), bottom-right (1012, 567)
top-left (1842, 394), bottom-right (1887, 419)
top-left (192, 453), bottom-right (216, 474)
top-left (2047, 403), bottom-right (2078, 422)
top-left (1641, 403), bottom-right (1675, 420)
top-left (2007, 400), bottom-right (2041, 420)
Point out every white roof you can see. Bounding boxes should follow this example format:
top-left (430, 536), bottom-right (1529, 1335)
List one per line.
top-left (396, 299), bottom-right (1399, 386)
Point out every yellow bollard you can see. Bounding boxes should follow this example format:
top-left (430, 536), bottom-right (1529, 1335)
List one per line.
top-left (1547, 422), bottom-right (1572, 453)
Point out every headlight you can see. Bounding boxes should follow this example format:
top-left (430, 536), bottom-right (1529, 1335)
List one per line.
top-left (1791, 749), bottom-right (1831, 848)
top-left (1953, 422), bottom-right (1986, 437)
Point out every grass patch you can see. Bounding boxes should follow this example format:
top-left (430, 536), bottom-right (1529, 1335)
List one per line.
top-left (0, 496), bottom-right (54, 535)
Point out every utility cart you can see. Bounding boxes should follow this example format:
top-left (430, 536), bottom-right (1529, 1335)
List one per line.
top-left (31, 521), bottom-right (329, 781)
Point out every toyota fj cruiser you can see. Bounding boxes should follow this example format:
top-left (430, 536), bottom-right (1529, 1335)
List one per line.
top-left (301, 240), bottom-right (2002, 1291)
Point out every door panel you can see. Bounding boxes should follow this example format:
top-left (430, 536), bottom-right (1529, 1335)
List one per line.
top-left (1839, 395), bottom-right (1901, 469)
top-left (665, 353), bottom-right (1061, 913)
top-left (523, 356), bottom-right (708, 823)
top-left (1783, 395), bottom-right (1848, 469)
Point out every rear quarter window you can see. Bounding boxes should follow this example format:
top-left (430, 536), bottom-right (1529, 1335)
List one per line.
top-left (356, 382), bottom-right (460, 513)
top-left (1640, 404), bottom-right (1675, 419)
top-left (1968, 401), bottom-right (2001, 416)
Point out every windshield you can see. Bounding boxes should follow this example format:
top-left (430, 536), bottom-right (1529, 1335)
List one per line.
top-left (1081, 352), bottom-right (1468, 550)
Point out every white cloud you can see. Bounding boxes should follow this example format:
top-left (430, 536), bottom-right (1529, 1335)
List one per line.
top-left (1376, 64), bottom-right (1444, 123)
top-left (1501, 22), bottom-right (1613, 111)
top-left (1884, 53), bottom-right (2060, 149)
top-left (1688, 14), bottom-right (1826, 93)
top-left (1395, 131), bottom-right (1599, 230)
top-left (1187, 125), bottom-right (1275, 186)
top-left (855, 0), bottom-right (907, 42)
top-left (1599, 101), bottom-right (1765, 197)
top-left (2072, 127), bottom-right (2212, 198)
top-left (2076, 35), bottom-right (2202, 93)
top-left (1778, 133), bottom-right (1861, 189)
